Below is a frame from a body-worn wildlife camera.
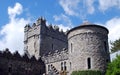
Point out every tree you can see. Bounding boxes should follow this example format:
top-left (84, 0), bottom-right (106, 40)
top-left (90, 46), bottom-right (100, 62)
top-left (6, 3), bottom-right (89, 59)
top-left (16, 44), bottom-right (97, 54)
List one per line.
top-left (111, 38), bottom-right (120, 53)
top-left (106, 55), bottom-right (120, 75)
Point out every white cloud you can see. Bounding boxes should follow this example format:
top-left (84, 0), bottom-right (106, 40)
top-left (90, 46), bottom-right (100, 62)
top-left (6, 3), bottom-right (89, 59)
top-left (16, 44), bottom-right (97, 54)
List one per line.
top-left (53, 14), bottom-right (73, 31)
top-left (54, 14), bottom-right (72, 26)
top-left (99, 0), bottom-right (120, 12)
top-left (8, 3), bottom-right (23, 19)
top-left (59, 0), bottom-right (95, 17)
top-left (59, 0), bottom-right (120, 16)
top-left (57, 24), bottom-right (71, 32)
top-left (85, 0), bottom-right (95, 14)
top-left (0, 3), bottom-right (30, 54)
top-left (105, 17), bottom-right (120, 42)
top-left (59, 0), bottom-right (80, 16)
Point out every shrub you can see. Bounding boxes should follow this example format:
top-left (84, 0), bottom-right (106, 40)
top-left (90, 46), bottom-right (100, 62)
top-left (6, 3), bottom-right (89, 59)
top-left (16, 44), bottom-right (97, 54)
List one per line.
top-left (71, 70), bottom-right (102, 75)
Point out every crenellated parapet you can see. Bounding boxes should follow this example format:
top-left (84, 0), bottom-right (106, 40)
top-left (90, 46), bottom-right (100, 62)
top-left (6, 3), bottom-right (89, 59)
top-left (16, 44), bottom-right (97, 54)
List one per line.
top-left (0, 48), bottom-right (44, 63)
top-left (36, 17), bottom-right (46, 25)
top-left (42, 48), bottom-right (68, 64)
top-left (24, 17), bottom-right (67, 40)
top-left (24, 17), bottom-right (68, 59)
top-left (0, 48), bottom-right (46, 75)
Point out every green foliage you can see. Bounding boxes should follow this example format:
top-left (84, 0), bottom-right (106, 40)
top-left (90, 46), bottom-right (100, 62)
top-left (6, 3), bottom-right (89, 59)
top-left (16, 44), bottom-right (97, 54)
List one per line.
top-left (111, 38), bottom-right (120, 53)
top-left (106, 55), bottom-right (120, 75)
top-left (71, 70), bottom-right (102, 75)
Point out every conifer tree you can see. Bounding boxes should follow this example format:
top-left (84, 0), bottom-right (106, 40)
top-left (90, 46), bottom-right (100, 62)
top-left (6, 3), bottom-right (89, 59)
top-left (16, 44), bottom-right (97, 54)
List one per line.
top-left (111, 38), bottom-right (120, 53)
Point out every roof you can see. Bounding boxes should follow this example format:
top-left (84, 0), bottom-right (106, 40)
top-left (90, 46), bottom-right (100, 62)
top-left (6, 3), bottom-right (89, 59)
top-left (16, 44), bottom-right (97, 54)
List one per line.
top-left (67, 23), bottom-right (109, 35)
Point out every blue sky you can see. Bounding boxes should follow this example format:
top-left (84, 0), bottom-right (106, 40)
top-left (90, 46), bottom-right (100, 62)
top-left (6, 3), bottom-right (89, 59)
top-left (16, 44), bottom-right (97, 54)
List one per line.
top-left (0, 0), bottom-right (120, 54)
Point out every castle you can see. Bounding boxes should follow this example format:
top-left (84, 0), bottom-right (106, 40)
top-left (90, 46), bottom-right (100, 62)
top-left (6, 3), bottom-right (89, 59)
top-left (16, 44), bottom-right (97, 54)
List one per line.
top-left (0, 48), bottom-right (45, 75)
top-left (24, 17), bottom-right (110, 75)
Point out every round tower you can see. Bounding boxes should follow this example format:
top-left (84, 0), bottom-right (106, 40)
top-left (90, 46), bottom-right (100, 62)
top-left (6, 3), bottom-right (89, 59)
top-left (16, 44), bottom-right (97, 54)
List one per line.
top-left (67, 23), bottom-right (110, 74)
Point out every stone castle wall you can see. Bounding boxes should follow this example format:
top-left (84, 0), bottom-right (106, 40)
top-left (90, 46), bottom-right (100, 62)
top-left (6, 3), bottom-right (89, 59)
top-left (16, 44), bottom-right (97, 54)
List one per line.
top-left (24, 18), bottom-right (68, 58)
top-left (40, 25), bottom-right (68, 56)
top-left (24, 23), bottom-right (40, 58)
top-left (24, 18), bottom-right (110, 75)
top-left (42, 49), bottom-right (69, 74)
top-left (42, 48), bottom-right (68, 64)
top-left (0, 48), bottom-right (45, 75)
top-left (68, 25), bottom-right (110, 74)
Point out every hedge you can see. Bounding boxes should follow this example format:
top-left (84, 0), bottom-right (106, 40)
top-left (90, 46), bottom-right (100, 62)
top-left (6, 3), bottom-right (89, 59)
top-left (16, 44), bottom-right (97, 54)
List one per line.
top-left (71, 70), bottom-right (102, 75)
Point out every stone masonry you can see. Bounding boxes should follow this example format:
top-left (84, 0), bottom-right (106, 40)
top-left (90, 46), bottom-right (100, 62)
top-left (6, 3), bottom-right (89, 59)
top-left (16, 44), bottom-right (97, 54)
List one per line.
top-left (24, 18), bottom-right (110, 75)
top-left (24, 18), bottom-right (67, 59)
top-left (67, 23), bottom-right (110, 74)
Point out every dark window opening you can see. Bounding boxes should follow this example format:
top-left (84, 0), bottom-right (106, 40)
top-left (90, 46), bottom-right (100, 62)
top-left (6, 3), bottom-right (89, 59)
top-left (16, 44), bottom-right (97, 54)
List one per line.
top-left (64, 62), bottom-right (67, 71)
top-left (48, 65), bottom-right (50, 71)
top-left (87, 58), bottom-right (91, 69)
top-left (64, 66), bottom-right (67, 71)
top-left (8, 64), bottom-right (12, 73)
top-left (71, 43), bottom-right (73, 52)
top-left (104, 41), bottom-right (107, 52)
top-left (70, 62), bottom-right (71, 70)
top-left (61, 62), bottom-right (63, 71)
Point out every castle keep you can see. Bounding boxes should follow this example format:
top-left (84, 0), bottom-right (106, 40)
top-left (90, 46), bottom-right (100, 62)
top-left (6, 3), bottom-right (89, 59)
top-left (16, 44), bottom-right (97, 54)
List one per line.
top-left (24, 18), bottom-right (67, 58)
top-left (24, 17), bottom-right (110, 75)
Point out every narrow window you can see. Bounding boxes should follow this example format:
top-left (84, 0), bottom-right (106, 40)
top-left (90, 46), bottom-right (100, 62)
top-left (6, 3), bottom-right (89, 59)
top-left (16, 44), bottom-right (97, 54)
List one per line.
top-left (71, 43), bottom-right (73, 53)
top-left (104, 41), bottom-right (107, 52)
top-left (70, 62), bottom-right (71, 70)
top-left (61, 62), bottom-right (63, 71)
top-left (8, 64), bottom-right (12, 73)
top-left (64, 62), bottom-right (67, 71)
top-left (87, 58), bottom-right (91, 69)
top-left (48, 65), bottom-right (50, 71)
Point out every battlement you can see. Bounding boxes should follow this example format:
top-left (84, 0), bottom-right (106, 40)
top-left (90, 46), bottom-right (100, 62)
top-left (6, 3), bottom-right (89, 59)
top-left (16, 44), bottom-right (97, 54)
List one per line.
top-left (0, 48), bottom-right (46, 75)
top-left (42, 48), bottom-right (68, 64)
top-left (24, 17), bottom-right (67, 41)
top-left (0, 48), bottom-right (43, 62)
top-left (24, 17), bottom-right (68, 58)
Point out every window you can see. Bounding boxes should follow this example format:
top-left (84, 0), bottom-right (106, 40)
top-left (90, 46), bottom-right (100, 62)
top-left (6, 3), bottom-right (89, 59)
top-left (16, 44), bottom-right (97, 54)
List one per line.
top-left (61, 62), bottom-right (67, 71)
top-left (87, 58), bottom-right (91, 69)
top-left (70, 62), bottom-right (71, 70)
top-left (64, 62), bottom-right (67, 71)
top-left (71, 43), bottom-right (73, 52)
top-left (61, 62), bottom-right (63, 71)
top-left (104, 41), bottom-right (107, 52)
top-left (8, 64), bottom-right (12, 73)
top-left (48, 65), bottom-right (50, 71)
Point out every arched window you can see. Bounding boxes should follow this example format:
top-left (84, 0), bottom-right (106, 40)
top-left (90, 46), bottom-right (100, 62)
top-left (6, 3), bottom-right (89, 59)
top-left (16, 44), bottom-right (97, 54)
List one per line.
top-left (61, 62), bottom-right (63, 71)
top-left (87, 58), bottom-right (91, 69)
top-left (64, 62), bottom-right (67, 71)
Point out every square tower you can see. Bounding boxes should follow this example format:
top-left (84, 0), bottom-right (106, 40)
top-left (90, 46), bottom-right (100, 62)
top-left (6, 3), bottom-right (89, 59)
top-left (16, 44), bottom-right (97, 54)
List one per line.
top-left (24, 18), bottom-right (68, 59)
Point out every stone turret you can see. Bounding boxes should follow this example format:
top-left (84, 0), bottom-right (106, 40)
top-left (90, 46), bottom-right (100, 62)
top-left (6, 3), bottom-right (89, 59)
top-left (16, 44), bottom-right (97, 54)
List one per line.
top-left (24, 17), bottom-right (46, 59)
top-left (67, 23), bottom-right (110, 74)
top-left (24, 17), bottom-right (68, 59)
top-left (36, 17), bottom-right (46, 25)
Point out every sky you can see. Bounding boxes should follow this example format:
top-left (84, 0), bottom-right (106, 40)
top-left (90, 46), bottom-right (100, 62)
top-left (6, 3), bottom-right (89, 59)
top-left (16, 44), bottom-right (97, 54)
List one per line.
top-left (0, 0), bottom-right (120, 54)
